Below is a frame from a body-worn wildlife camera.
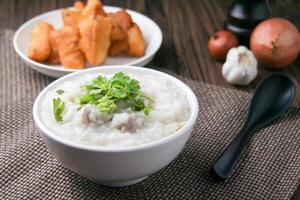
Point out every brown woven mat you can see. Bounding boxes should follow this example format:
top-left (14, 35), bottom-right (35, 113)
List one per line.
top-left (1, 30), bottom-right (300, 200)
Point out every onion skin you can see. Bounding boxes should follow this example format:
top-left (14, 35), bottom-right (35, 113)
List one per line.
top-left (208, 31), bottom-right (239, 61)
top-left (250, 18), bottom-right (300, 69)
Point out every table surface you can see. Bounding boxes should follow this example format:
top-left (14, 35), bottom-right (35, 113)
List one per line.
top-left (1, 0), bottom-right (299, 199)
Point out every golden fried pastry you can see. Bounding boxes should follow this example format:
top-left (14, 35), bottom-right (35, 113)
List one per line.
top-left (109, 17), bottom-right (126, 42)
top-left (127, 24), bottom-right (146, 57)
top-left (27, 0), bottom-right (146, 68)
top-left (81, 0), bottom-right (106, 18)
top-left (110, 10), bottom-right (133, 32)
top-left (78, 16), bottom-right (113, 65)
top-left (28, 22), bottom-right (53, 62)
top-left (47, 47), bottom-right (60, 64)
top-left (108, 38), bottom-right (128, 56)
top-left (52, 26), bottom-right (85, 69)
top-left (74, 1), bottom-right (85, 12)
top-left (61, 9), bottom-right (84, 27)
top-left (47, 29), bottom-right (60, 64)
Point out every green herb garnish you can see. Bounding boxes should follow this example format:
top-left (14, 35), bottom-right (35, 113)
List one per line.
top-left (78, 72), bottom-right (153, 115)
top-left (53, 98), bottom-right (65, 122)
top-left (56, 89), bottom-right (64, 95)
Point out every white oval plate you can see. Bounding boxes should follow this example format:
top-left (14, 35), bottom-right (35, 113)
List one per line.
top-left (13, 6), bottom-right (163, 78)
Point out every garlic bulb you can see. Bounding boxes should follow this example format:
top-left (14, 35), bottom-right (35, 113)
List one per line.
top-left (222, 46), bottom-right (257, 86)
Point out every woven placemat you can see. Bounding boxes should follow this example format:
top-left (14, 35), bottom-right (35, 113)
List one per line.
top-left (0, 30), bottom-right (300, 200)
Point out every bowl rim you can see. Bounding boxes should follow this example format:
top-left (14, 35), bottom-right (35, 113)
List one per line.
top-left (33, 66), bottom-right (199, 152)
top-left (13, 5), bottom-right (163, 73)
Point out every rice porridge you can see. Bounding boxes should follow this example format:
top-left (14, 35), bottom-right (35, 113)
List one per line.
top-left (40, 72), bottom-right (190, 147)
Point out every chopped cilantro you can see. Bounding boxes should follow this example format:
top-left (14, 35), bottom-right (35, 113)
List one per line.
top-left (77, 72), bottom-right (154, 115)
top-left (53, 98), bottom-right (65, 122)
top-left (56, 89), bottom-right (64, 95)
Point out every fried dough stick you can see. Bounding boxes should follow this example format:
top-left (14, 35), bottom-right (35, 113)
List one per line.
top-left (47, 28), bottom-right (60, 64)
top-left (109, 17), bottom-right (126, 42)
top-left (108, 10), bottom-right (146, 57)
top-left (110, 10), bottom-right (133, 32)
top-left (51, 26), bottom-right (86, 69)
top-left (28, 22), bottom-right (53, 62)
top-left (109, 38), bottom-right (128, 56)
top-left (61, 9), bottom-right (84, 28)
top-left (74, 1), bottom-right (85, 12)
top-left (81, 0), bottom-right (106, 18)
top-left (78, 16), bottom-right (113, 65)
top-left (127, 24), bottom-right (146, 57)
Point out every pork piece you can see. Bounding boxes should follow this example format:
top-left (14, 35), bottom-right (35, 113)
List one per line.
top-left (111, 112), bottom-right (142, 133)
top-left (82, 108), bottom-right (90, 125)
top-left (82, 105), bottom-right (111, 126)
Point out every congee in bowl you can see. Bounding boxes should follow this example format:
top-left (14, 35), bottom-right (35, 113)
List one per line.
top-left (33, 66), bottom-right (198, 186)
top-left (40, 71), bottom-right (191, 147)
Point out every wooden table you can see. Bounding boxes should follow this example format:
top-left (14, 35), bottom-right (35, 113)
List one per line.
top-left (1, 0), bottom-right (299, 199)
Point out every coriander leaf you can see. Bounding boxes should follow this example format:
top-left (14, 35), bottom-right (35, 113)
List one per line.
top-left (128, 79), bottom-right (140, 91)
top-left (130, 94), bottom-right (145, 111)
top-left (143, 105), bottom-right (153, 116)
top-left (53, 98), bottom-right (65, 122)
top-left (76, 105), bottom-right (84, 111)
top-left (56, 89), bottom-right (64, 95)
top-left (107, 87), bottom-right (127, 99)
top-left (84, 75), bottom-right (109, 95)
top-left (79, 94), bottom-right (98, 105)
top-left (96, 97), bottom-right (117, 113)
top-left (77, 72), bottom-right (154, 115)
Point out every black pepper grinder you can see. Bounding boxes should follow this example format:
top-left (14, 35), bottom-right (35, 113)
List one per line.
top-left (224, 0), bottom-right (272, 46)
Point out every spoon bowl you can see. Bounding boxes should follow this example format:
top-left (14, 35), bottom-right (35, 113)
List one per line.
top-left (246, 73), bottom-right (295, 130)
top-left (212, 73), bottom-right (295, 181)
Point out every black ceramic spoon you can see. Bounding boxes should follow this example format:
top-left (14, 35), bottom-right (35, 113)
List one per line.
top-left (211, 73), bottom-right (295, 181)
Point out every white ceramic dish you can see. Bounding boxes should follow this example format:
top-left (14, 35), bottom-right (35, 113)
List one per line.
top-left (33, 66), bottom-right (199, 187)
top-left (13, 6), bottom-right (163, 78)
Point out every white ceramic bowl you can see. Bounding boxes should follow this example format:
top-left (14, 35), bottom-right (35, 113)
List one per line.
top-left (14, 6), bottom-right (162, 78)
top-left (33, 66), bottom-right (199, 187)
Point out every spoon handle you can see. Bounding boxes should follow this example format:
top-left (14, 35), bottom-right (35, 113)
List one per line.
top-left (211, 126), bottom-right (253, 181)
